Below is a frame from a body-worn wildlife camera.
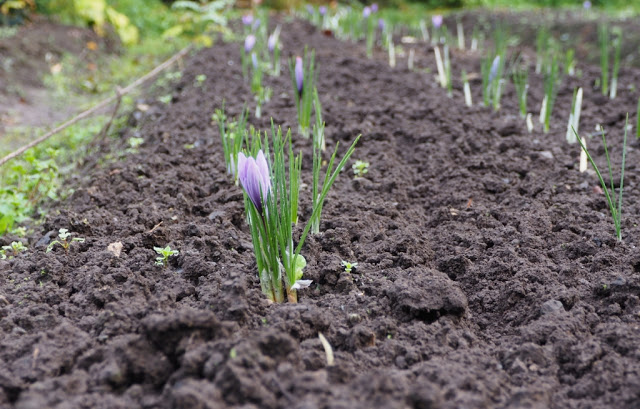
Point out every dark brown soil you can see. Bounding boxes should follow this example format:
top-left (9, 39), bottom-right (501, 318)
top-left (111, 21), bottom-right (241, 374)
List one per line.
top-left (2, 14), bottom-right (640, 409)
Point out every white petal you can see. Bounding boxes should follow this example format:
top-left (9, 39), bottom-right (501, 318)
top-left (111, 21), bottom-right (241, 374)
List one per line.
top-left (291, 279), bottom-right (313, 290)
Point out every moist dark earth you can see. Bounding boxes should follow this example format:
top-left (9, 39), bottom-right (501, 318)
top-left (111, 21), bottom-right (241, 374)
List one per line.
top-left (2, 12), bottom-right (640, 409)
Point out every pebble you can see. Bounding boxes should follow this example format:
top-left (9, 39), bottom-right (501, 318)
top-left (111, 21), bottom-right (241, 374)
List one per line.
top-left (610, 276), bottom-right (626, 288)
top-left (539, 151), bottom-right (554, 159)
top-left (540, 299), bottom-right (564, 315)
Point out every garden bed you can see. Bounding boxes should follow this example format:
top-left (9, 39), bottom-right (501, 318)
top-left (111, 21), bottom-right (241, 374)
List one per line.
top-left (1, 13), bottom-right (640, 409)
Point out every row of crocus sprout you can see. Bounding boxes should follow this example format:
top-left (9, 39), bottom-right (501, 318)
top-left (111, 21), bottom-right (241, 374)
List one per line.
top-left (304, 6), bottom-right (631, 137)
top-left (301, 5), bottom-right (638, 242)
top-left (227, 15), bottom-right (361, 302)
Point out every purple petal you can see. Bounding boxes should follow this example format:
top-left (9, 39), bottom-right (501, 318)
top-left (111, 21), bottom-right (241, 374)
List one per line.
top-left (432, 15), bottom-right (443, 28)
top-left (256, 150), bottom-right (271, 196)
top-left (371, 3), bottom-right (378, 12)
top-left (242, 14), bottom-right (253, 25)
top-left (319, 6), bottom-right (327, 15)
top-left (295, 56), bottom-right (303, 95)
top-left (245, 35), bottom-right (256, 53)
top-left (237, 152), bottom-right (247, 178)
top-left (363, 6), bottom-right (371, 18)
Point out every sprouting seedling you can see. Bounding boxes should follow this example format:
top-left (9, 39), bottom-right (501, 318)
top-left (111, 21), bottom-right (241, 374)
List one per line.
top-left (636, 96), bottom-right (640, 139)
top-left (566, 87), bottom-right (583, 144)
top-left (2, 241), bottom-right (27, 258)
top-left (342, 260), bottom-right (358, 274)
top-left (235, 122), bottom-right (359, 303)
top-left (456, 20), bottom-right (465, 49)
top-left (565, 48), bottom-right (576, 76)
top-left (462, 70), bottom-right (472, 107)
top-left (512, 64), bottom-right (528, 118)
top-left (267, 25), bottom-right (281, 76)
top-left (352, 160), bottom-right (370, 177)
top-left (47, 228), bottom-right (85, 253)
top-left (573, 114), bottom-right (628, 242)
top-left (154, 245), bottom-right (179, 267)
top-left (609, 28), bottom-right (622, 99)
top-left (598, 24), bottom-right (609, 97)
top-left (242, 34), bottom-right (257, 79)
top-left (216, 104), bottom-right (249, 180)
top-left (540, 54), bottom-right (560, 133)
top-left (431, 15), bottom-right (443, 45)
top-left (194, 74), bottom-right (206, 87)
top-left (289, 49), bottom-right (315, 138)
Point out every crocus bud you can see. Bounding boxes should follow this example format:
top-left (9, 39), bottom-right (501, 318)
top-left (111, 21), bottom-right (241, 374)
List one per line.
top-left (252, 18), bottom-right (261, 31)
top-left (242, 14), bottom-right (253, 25)
top-left (363, 6), bottom-right (371, 18)
top-left (319, 5), bottom-right (327, 15)
top-left (378, 18), bottom-right (385, 31)
top-left (237, 151), bottom-right (271, 214)
top-left (245, 34), bottom-right (256, 53)
top-left (432, 15), bottom-right (443, 28)
top-left (489, 55), bottom-right (500, 84)
top-left (306, 5), bottom-right (314, 14)
top-left (583, 0), bottom-right (591, 9)
top-left (252, 53), bottom-right (258, 69)
top-left (371, 3), bottom-right (378, 12)
top-left (295, 56), bottom-right (303, 96)
top-left (268, 34), bottom-right (277, 52)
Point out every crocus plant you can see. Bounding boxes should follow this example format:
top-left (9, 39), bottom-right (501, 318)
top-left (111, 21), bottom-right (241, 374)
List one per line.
top-left (267, 25), bottom-right (281, 76)
top-left (232, 122), bottom-right (360, 303)
top-left (242, 34), bottom-right (257, 79)
top-left (289, 49), bottom-right (316, 138)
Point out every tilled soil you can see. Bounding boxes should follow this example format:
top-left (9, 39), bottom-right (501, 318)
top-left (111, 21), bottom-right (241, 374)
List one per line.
top-left (2, 15), bottom-right (640, 409)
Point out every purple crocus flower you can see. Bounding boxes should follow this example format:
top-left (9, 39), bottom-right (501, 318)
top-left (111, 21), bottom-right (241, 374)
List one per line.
top-left (583, 0), bottom-right (591, 9)
top-left (295, 56), bottom-right (303, 97)
top-left (252, 18), bottom-right (261, 31)
top-left (319, 5), bottom-right (327, 16)
top-left (371, 3), bottom-right (378, 12)
top-left (432, 15), bottom-right (443, 28)
top-left (363, 6), bottom-right (371, 18)
top-left (245, 34), bottom-right (256, 53)
top-left (268, 33), bottom-right (277, 52)
top-left (489, 55), bottom-right (500, 83)
top-left (242, 14), bottom-right (253, 25)
top-left (237, 151), bottom-right (271, 214)
top-left (306, 5), bottom-right (314, 14)
top-left (378, 18), bottom-right (385, 31)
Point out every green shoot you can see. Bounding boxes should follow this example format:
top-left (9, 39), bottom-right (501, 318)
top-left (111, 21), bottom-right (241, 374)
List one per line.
top-left (535, 27), bottom-right (549, 74)
top-left (512, 65), bottom-right (528, 118)
top-left (598, 24), bottom-right (609, 97)
top-left (47, 228), bottom-right (85, 253)
top-left (365, 13), bottom-right (375, 58)
top-left (289, 48), bottom-right (316, 138)
top-left (565, 49), bottom-right (576, 76)
top-left (444, 45), bottom-right (453, 97)
top-left (566, 87), bottom-right (583, 144)
top-left (435, 46), bottom-right (447, 89)
top-left (352, 160), bottom-right (370, 177)
top-left (610, 28), bottom-right (622, 99)
top-left (573, 115), bottom-right (628, 241)
top-left (1, 241), bottom-right (27, 258)
top-left (342, 260), bottom-right (358, 274)
top-left (636, 96), bottom-right (640, 139)
top-left (542, 55), bottom-right (559, 133)
top-left (154, 245), bottom-right (179, 267)
top-left (463, 70), bottom-right (472, 107)
top-left (457, 20), bottom-right (464, 50)
top-left (214, 104), bottom-right (248, 180)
